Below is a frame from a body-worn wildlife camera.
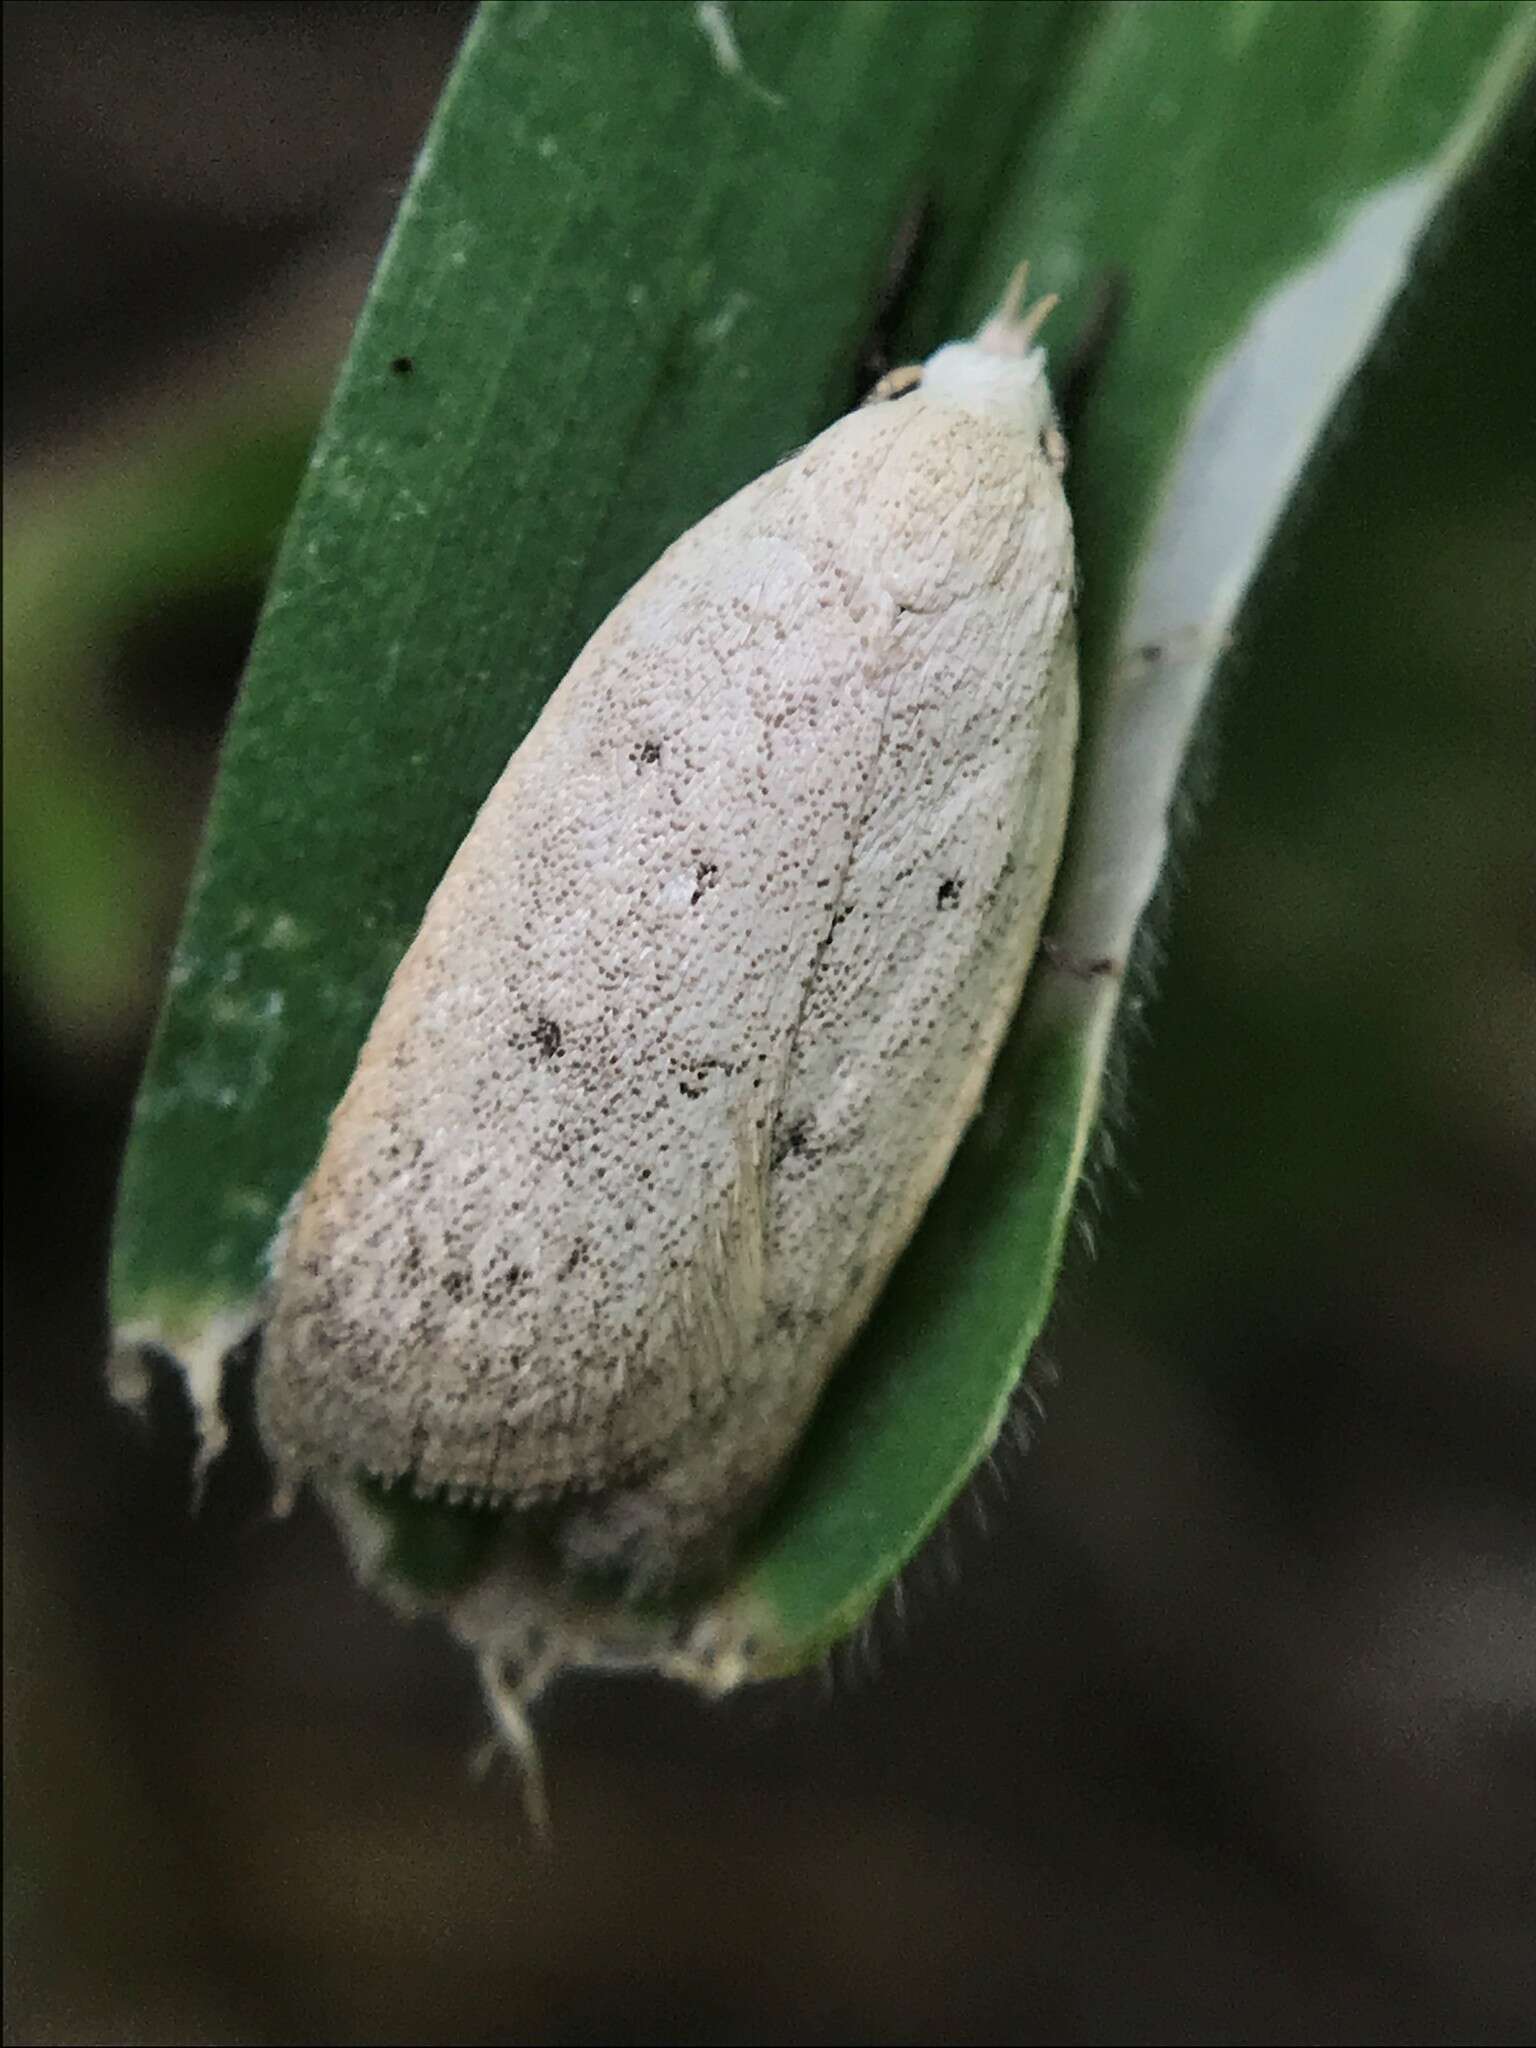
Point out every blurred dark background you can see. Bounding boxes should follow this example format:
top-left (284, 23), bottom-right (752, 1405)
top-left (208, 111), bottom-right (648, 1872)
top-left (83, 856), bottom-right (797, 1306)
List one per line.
top-left (5, 5), bottom-right (1534, 2043)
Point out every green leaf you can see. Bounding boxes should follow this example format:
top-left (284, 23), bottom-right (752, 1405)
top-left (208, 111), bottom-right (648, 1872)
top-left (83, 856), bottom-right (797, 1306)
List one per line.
top-left (108, 0), bottom-right (1535, 1678)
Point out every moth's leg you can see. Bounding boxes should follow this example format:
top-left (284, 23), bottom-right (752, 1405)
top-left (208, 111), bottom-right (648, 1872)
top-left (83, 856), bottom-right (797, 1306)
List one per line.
top-left (553, 1443), bottom-right (782, 1601)
top-left (475, 1650), bottom-right (553, 1833)
top-left (555, 1485), bottom-right (736, 1599)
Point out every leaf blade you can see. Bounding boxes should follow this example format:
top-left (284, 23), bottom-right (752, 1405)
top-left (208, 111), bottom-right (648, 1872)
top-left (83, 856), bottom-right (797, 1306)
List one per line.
top-left (105, 0), bottom-right (1535, 1676)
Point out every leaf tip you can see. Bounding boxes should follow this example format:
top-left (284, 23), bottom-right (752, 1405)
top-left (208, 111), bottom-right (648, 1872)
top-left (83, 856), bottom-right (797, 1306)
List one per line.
top-left (109, 1299), bottom-right (262, 1491)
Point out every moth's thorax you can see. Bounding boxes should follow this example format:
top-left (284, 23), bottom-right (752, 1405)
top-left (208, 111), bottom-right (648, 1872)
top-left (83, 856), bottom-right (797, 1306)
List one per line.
top-left (919, 340), bottom-right (1057, 441)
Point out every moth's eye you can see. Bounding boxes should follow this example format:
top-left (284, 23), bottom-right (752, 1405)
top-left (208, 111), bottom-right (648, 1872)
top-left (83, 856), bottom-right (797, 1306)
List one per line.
top-left (865, 365), bottom-right (924, 406)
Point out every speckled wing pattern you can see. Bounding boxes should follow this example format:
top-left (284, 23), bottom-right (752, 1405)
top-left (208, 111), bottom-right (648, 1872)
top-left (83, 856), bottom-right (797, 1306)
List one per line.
top-left (260, 373), bottom-right (1076, 1589)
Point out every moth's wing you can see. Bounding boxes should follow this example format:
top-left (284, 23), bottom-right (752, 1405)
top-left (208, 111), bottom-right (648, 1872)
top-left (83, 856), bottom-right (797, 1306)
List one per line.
top-left (259, 410), bottom-right (921, 1507)
top-left (760, 415), bottom-right (1078, 1360)
top-left (535, 407), bottom-right (1079, 1576)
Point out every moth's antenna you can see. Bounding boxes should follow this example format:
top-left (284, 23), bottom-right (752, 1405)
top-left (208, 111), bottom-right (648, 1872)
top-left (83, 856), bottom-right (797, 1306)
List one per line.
top-left (976, 261), bottom-right (1060, 358)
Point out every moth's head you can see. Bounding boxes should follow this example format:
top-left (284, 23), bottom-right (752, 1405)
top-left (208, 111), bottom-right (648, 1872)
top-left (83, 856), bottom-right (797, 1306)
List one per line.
top-left (868, 262), bottom-right (1073, 462)
top-left (933, 261), bottom-right (1060, 435)
top-left (919, 335), bottom-right (1055, 435)
top-left (868, 262), bottom-right (1064, 462)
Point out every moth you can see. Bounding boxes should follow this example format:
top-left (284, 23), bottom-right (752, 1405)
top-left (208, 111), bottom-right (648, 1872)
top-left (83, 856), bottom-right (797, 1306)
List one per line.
top-left (260, 267), bottom-right (1077, 1743)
